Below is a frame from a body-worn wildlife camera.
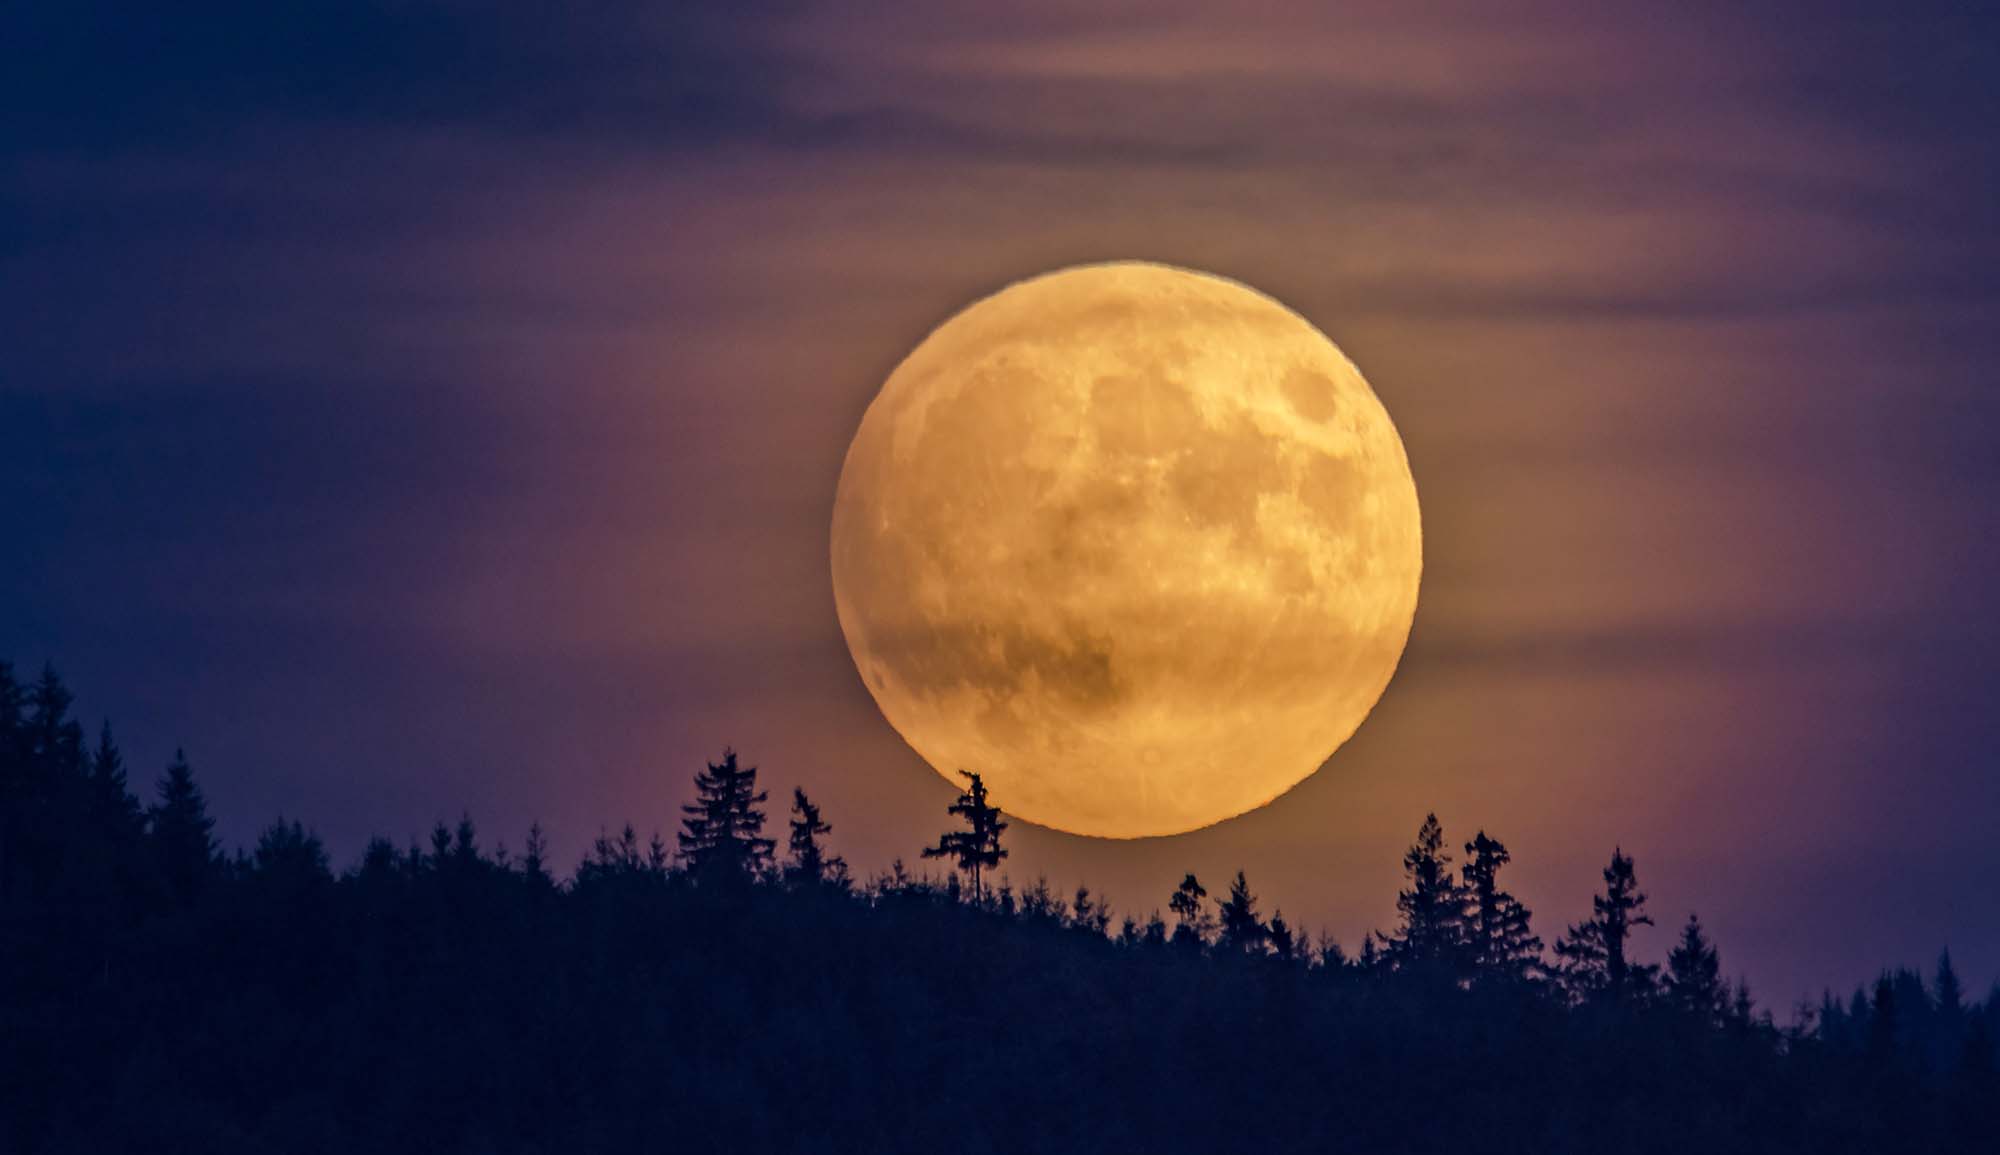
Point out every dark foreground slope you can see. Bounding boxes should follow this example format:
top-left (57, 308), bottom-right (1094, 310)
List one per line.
top-left (5, 857), bottom-right (1996, 1155)
top-left (3, 662), bottom-right (1996, 1153)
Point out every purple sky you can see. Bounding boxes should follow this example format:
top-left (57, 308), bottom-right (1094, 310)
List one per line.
top-left (6, 2), bottom-right (1999, 1005)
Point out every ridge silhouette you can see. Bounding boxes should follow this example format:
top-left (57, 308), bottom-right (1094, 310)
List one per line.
top-left (1, 660), bottom-right (1994, 1152)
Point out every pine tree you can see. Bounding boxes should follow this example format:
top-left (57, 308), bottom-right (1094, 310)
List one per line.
top-left (1461, 830), bottom-right (1541, 982)
top-left (1389, 814), bottom-right (1467, 975)
top-left (1267, 910), bottom-right (1297, 962)
top-left (26, 664), bottom-right (85, 775)
top-left (785, 787), bottom-right (844, 888)
top-left (1728, 977), bottom-right (1756, 1032)
top-left (1866, 974), bottom-right (1901, 1071)
top-left (1168, 873), bottom-right (1212, 949)
top-left (1936, 949), bottom-right (1967, 1068)
top-left (149, 749), bottom-right (217, 905)
top-left (1554, 847), bottom-right (1657, 1005)
top-left (1664, 913), bottom-right (1726, 1026)
top-left (1849, 986), bottom-right (1873, 1049)
top-left (581, 824), bottom-right (646, 883)
top-left (87, 721), bottom-right (142, 837)
top-left (520, 822), bottom-right (554, 888)
top-left (441, 814), bottom-right (487, 883)
top-left (676, 748), bottom-right (774, 883)
top-left (1818, 989), bottom-right (1851, 1049)
top-left (1215, 870), bottom-right (1267, 955)
top-left (921, 770), bottom-right (1006, 903)
top-left (251, 817), bottom-right (332, 892)
top-left (1070, 885), bottom-right (1112, 935)
top-left (4, 666), bottom-right (85, 901)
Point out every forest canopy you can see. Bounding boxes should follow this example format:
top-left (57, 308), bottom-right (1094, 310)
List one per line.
top-left (2, 660), bottom-right (1994, 1153)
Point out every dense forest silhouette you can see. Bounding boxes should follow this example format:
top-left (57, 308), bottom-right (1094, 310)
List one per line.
top-left (2, 661), bottom-right (1995, 1153)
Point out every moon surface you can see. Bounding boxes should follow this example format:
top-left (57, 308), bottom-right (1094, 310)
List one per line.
top-left (830, 262), bottom-right (1421, 839)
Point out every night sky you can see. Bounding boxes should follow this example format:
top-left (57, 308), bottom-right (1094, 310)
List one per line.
top-left (6, 2), bottom-right (1998, 1004)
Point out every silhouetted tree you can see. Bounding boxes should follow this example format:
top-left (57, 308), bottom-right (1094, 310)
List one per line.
top-left (519, 822), bottom-right (554, 889)
top-left (1727, 976), bottom-right (1757, 1033)
top-left (921, 769), bottom-right (1006, 903)
top-left (1216, 870), bottom-right (1267, 956)
top-left (1934, 949), bottom-right (1967, 1069)
top-left (1664, 913), bottom-right (1726, 1025)
top-left (1071, 885), bottom-right (1112, 935)
top-left (1019, 876), bottom-right (1067, 923)
top-left (251, 817), bottom-right (332, 893)
top-left (9, 656), bottom-right (2000, 1153)
top-left (87, 721), bottom-right (142, 838)
top-left (1867, 974), bottom-right (1902, 1070)
top-left (26, 664), bottom-right (85, 773)
top-left (1461, 830), bottom-right (1541, 982)
top-left (148, 749), bottom-right (216, 905)
top-left (785, 787), bottom-right (845, 888)
top-left (1169, 872), bottom-right (1212, 949)
top-left (677, 748), bottom-right (774, 883)
top-left (1554, 847), bottom-right (1656, 1005)
top-left (1267, 910), bottom-right (1297, 962)
top-left (1389, 814), bottom-right (1466, 975)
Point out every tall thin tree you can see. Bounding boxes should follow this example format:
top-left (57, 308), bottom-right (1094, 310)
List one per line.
top-left (149, 749), bottom-right (217, 906)
top-left (922, 770), bottom-right (1007, 903)
top-left (785, 787), bottom-right (845, 888)
top-left (1215, 870), bottom-right (1268, 955)
top-left (1169, 873), bottom-right (1212, 949)
top-left (1389, 813), bottom-right (1467, 975)
top-left (1461, 830), bottom-right (1542, 982)
top-left (1554, 847), bottom-right (1657, 1005)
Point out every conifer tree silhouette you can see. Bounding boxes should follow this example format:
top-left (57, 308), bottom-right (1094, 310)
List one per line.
top-left (1390, 814), bottom-right (1467, 975)
top-left (88, 721), bottom-right (142, 838)
top-left (1867, 974), bottom-right (1902, 1071)
top-left (1664, 913), bottom-right (1726, 1025)
top-left (1168, 872), bottom-right (1212, 949)
top-left (1934, 949), bottom-right (1967, 1069)
top-left (921, 769), bottom-right (1006, 903)
top-left (1728, 977), bottom-right (1756, 1031)
top-left (580, 823), bottom-right (647, 884)
top-left (1359, 930), bottom-right (1382, 971)
top-left (1267, 909), bottom-right (1297, 962)
top-left (1216, 870), bottom-right (1267, 955)
top-left (148, 749), bottom-right (216, 906)
top-left (26, 664), bottom-right (84, 774)
top-left (1461, 830), bottom-right (1541, 982)
top-left (676, 748), bottom-right (774, 883)
top-left (251, 817), bottom-right (332, 893)
top-left (1554, 847), bottom-right (1657, 1004)
top-left (11, 654), bottom-right (2000, 1151)
top-left (1071, 885), bottom-right (1112, 935)
top-left (520, 822), bottom-right (554, 888)
top-left (785, 787), bottom-right (845, 888)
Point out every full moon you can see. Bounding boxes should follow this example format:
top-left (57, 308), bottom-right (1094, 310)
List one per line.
top-left (831, 262), bottom-right (1421, 838)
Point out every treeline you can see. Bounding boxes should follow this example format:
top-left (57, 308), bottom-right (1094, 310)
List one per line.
top-left (2, 661), bottom-right (1996, 1153)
